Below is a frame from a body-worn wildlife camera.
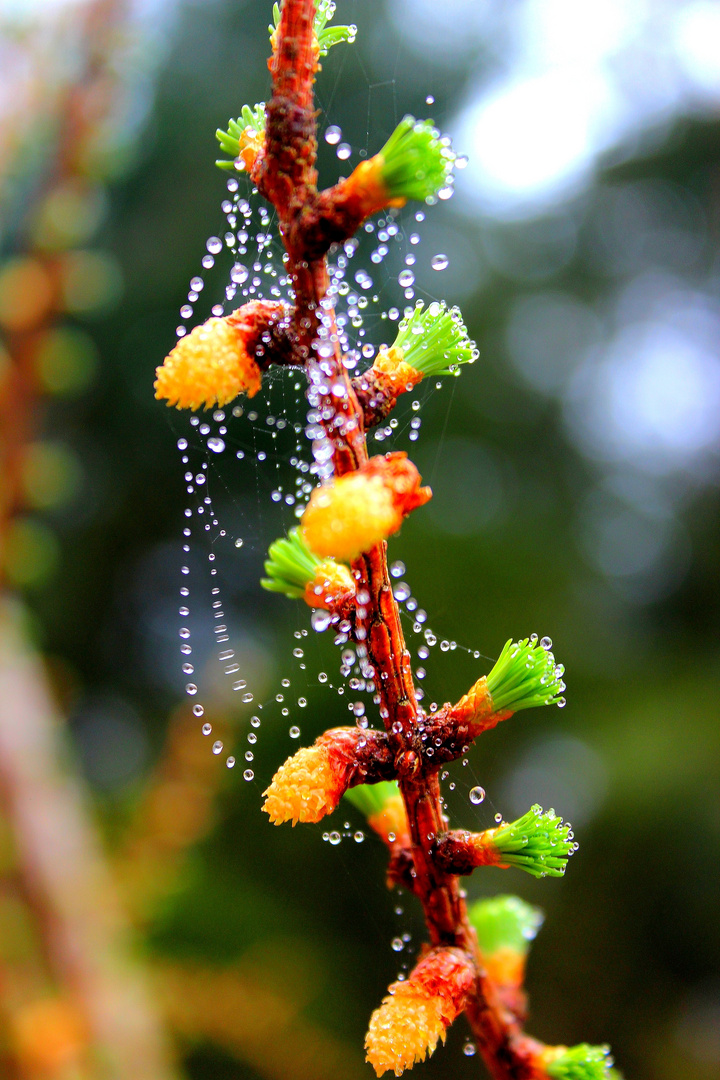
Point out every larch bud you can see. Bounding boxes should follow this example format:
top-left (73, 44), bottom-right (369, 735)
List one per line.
top-left (372, 346), bottom-right (423, 397)
top-left (261, 527), bottom-right (355, 610)
top-left (345, 780), bottom-right (411, 847)
top-left (371, 116), bottom-right (455, 206)
top-left (155, 300), bottom-right (288, 411)
top-left (540, 1042), bottom-right (614, 1080)
top-left (300, 452), bottom-right (431, 562)
top-left (268, 0), bottom-right (355, 72)
top-left (263, 727), bottom-right (365, 826)
top-left (450, 636), bottom-right (566, 734)
top-left (437, 807), bottom-right (574, 880)
top-left (468, 895), bottom-right (543, 989)
top-left (216, 103), bottom-right (266, 172)
top-left (378, 300), bottom-right (475, 382)
top-left (365, 947), bottom-right (475, 1076)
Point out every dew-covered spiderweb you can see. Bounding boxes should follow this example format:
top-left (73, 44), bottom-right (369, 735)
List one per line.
top-left (161, 41), bottom-right (554, 1002)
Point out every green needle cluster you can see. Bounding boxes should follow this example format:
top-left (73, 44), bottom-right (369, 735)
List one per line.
top-left (545, 1043), bottom-right (614, 1080)
top-left (270, 1), bottom-right (357, 56)
top-left (490, 805), bottom-right (574, 879)
top-left (216, 103), bottom-right (266, 170)
top-left (390, 300), bottom-right (475, 377)
top-left (344, 780), bottom-right (400, 817)
top-left (260, 528), bottom-right (323, 599)
top-left (376, 116), bottom-right (455, 202)
top-left (467, 895), bottom-right (543, 957)
top-left (487, 636), bottom-right (566, 713)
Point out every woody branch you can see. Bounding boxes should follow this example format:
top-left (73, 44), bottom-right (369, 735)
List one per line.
top-left (259, 2), bottom-right (544, 1078)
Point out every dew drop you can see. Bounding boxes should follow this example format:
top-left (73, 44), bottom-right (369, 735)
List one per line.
top-left (325, 125), bottom-right (342, 144)
top-left (390, 560), bottom-right (405, 578)
top-left (202, 722), bottom-right (212, 735)
top-left (230, 263), bottom-right (248, 284)
top-left (336, 142), bottom-right (352, 160)
top-left (463, 1043), bottom-right (477, 1057)
top-left (212, 740), bottom-right (223, 755)
top-left (207, 436), bottom-right (225, 453)
top-left (289, 726), bottom-right (301, 738)
top-left (311, 609), bottom-right (332, 632)
top-left (328, 831), bottom-right (342, 845)
top-left (206, 236), bottom-right (222, 254)
top-left (398, 269), bottom-right (415, 288)
top-left (226, 756), bottom-right (236, 768)
top-left (431, 253), bottom-right (449, 271)
top-left (185, 683), bottom-right (198, 696)
top-left (244, 768), bottom-right (254, 781)
top-left (391, 937), bottom-right (404, 952)
top-left (469, 786), bottom-right (485, 805)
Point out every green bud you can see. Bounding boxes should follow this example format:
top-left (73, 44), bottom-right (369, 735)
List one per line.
top-left (490, 806), bottom-right (575, 879)
top-left (390, 300), bottom-right (475, 377)
top-left (545, 1043), bottom-right (613, 1080)
top-left (376, 116), bottom-right (454, 203)
top-left (467, 895), bottom-right (543, 957)
top-left (215, 103), bottom-right (266, 170)
top-left (344, 780), bottom-right (400, 817)
top-left (269, 1), bottom-right (357, 56)
top-left (261, 528), bottom-right (322, 599)
top-left (487, 636), bottom-right (566, 714)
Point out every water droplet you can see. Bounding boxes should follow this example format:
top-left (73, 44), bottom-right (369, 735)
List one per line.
top-left (425, 94), bottom-right (435, 105)
top-left (212, 740), bottom-right (223, 755)
top-left (229, 262), bottom-right (248, 285)
top-left (193, 703), bottom-right (204, 717)
top-left (325, 125), bottom-right (342, 144)
top-left (202, 722), bottom-right (212, 735)
top-left (226, 756), bottom-right (236, 768)
top-left (207, 236), bottom-right (222, 254)
top-left (354, 831), bottom-right (365, 842)
top-left (311, 609), bottom-right (332, 632)
top-left (431, 253), bottom-right (449, 271)
top-left (185, 683), bottom-right (198, 696)
top-left (244, 768), bottom-right (254, 781)
top-left (495, 812), bottom-right (503, 823)
top-left (336, 142), bottom-right (351, 160)
top-left (328, 831), bottom-right (342, 845)
top-left (289, 726), bottom-right (301, 738)
top-left (463, 1042), bottom-right (477, 1057)
top-left (207, 436), bottom-right (225, 453)
top-left (234, 537), bottom-right (243, 548)
top-left (390, 561), bottom-right (405, 578)
top-left (391, 937), bottom-right (404, 952)
top-left (469, 786), bottom-right (485, 805)
top-left (398, 269), bottom-right (415, 288)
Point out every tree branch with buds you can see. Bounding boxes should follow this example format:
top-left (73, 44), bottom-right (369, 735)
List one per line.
top-left (154, 3), bottom-right (617, 1079)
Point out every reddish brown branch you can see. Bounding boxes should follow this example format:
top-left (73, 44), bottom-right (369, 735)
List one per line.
top-left (263, 4), bottom-right (541, 1077)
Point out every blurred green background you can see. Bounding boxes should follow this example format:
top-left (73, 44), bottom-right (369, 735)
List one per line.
top-left (1, 2), bottom-right (719, 1079)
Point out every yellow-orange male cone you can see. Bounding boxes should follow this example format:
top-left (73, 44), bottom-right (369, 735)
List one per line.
top-left (263, 728), bottom-right (366, 826)
top-left (301, 452), bottom-right (431, 562)
top-left (366, 947), bottom-right (475, 1076)
top-left (154, 300), bottom-right (286, 410)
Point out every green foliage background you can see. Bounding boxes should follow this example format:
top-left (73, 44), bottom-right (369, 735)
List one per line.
top-left (11, 2), bottom-right (720, 1078)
